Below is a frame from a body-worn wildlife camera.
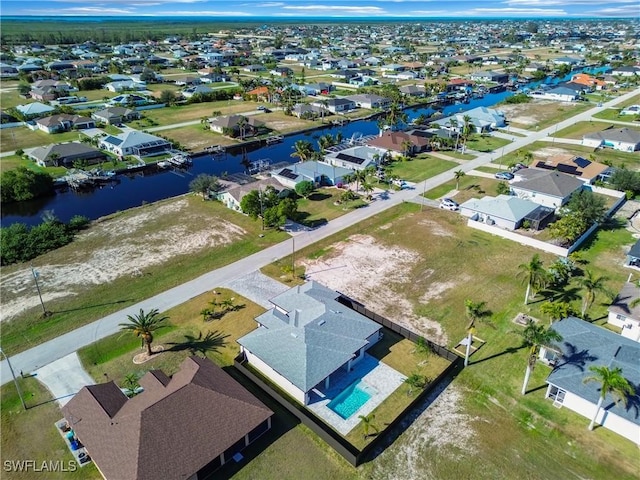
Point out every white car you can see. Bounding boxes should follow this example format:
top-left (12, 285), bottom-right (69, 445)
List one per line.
top-left (440, 198), bottom-right (459, 211)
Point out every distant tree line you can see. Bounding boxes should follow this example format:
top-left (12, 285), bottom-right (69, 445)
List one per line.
top-left (1, 214), bottom-right (90, 266)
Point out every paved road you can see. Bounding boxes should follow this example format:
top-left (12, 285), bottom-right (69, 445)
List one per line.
top-left (2, 87), bottom-right (639, 386)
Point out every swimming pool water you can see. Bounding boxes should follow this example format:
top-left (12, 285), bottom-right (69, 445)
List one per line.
top-left (327, 381), bottom-right (375, 420)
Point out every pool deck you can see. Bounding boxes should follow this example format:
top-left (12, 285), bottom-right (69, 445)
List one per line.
top-left (306, 354), bottom-right (406, 435)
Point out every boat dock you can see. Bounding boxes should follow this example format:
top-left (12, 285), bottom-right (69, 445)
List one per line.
top-left (265, 135), bottom-right (284, 145)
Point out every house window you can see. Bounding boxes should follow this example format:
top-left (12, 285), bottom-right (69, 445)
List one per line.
top-left (548, 385), bottom-right (566, 406)
top-left (616, 314), bottom-right (627, 321)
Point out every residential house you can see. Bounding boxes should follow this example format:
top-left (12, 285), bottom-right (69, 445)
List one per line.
top-left (469, 71), bottom-right (509, 84)
top-left (35, 114), bottom-right (95, 134)
top-left (237, 281), bottom-right (382, 405)
top-left (99, 130), bottom-right (171, 158)
top-left (529, 87), bottom-right (580, 102)
top-left (608, 281), bottom-right (640, 342)
top-left (345, 94), bottom-right (391, 110)
top-left (510, 169), bottom-right (584, 210)
top-left (460, 194), bottom-right (553, 230)
top-left (61, 356), bottom-right (273, 480)
top-left (107, 94), bottom-right (150, 106)
top-left (627, 239), bottom-right (640, 268)
top-left (530, 154), bottom-right (610, 184)
top-left (182, 85), bottom-right (213, 99)
top-left (217, 177), bottom-right (284, 212)
top-left (367, 131), bottom-right (421, 155)
top-left (15, 102), bottom-right (55, 119)
top-left (291, 103), bottom-right (325, 119)
top-left (243, 64), bottom-right (266, 73)
top-left (571, 73), bottom-right (607, 91)
top-left (583, 128), bottom-right (640, 152)
top-left (552, 56), bottom-right (583, 66)
top-left (399, 85), bottom-right (427, 97)
top-left (432, 106), bottom-right (506, 133)
top-left (620, 105), bottom-right (640, 116)
top-left (270, 161), bottom-right (351, 188)
top-left (174, 76), bottom-right (201, 86)
top-left (91, 107), bottom-right (140, 125)
top-left (27, 142), bottom-right (107, 167)
top-left (30, 80), bottom-right (74, 102)
top-left (540, 317), bottom-right (639, 445)
top-left (270, 66), bottom-right (293, 77)
top-left (310, 98), bottom-right (356, 114)
top-left (611, 66), bottom-right (640, 77)
top-left (209, 115), bottom-right (265, 138)
top-left (323, 145), bottom-right (382, 171)
top-left (300, 83), bottom-right (332, 96)
top-left (105, 80), bottom-right (147, 93)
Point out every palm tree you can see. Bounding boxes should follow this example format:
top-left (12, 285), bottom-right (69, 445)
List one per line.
top-left (290, 140), bottom-right (314, 162)
top-left (358, 413), bottom-right (379, 439)
top-left (540, 300), bottom-right (575, 325)
top-left (461, 114), bottom-right (473, 151)
top-left (119, 308), bottom-right (169, 357)
top-left (454, 169), bottom-right (465, 190)
top-left (517, 254), bottom-right (548, 305)
top-left (464, 299), bottom-right (488, 367)
top-left (404, 373), bottom-right (426, 395)
top-left (236, 116), bottom-right (248, 140)
top-left (341, 172), bottom-right (354, 189)
top-left (583, 366), bottom-right (634, 431)
top-left (578, 269), bottom-right (610, 318)
top-left (361, 181), bottom-right (374, 200)
top-left (353, 169), bottom-right (367, 192)
top-left (519, 320), bottom-right (563, 395)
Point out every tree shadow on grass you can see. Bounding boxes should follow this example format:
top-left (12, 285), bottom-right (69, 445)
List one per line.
top-left (307, 192), bottom-right (331, 201)
top-left (166, 330), bottom-right (229, 357)
top-left (52, 299), bottom-right (134, 315)
top-left (471, 345), bottom-right (522, 365)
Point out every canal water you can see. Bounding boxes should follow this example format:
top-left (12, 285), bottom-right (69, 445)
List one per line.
top-left (1, 68), bottom-right (606, 226)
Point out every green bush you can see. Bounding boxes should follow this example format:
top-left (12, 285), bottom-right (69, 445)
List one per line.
top-left (0, 166), bottom-right (54, 203)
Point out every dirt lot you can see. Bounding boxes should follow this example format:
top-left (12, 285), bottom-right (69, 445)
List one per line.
top-left (300, 233), bottom-right (449, 344)
top-left (500, 99), bottom-right (575, 127)
top-left (0, 198), bottom-right (246, 322)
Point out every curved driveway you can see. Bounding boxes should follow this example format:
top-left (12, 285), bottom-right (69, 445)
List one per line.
top-left (2, 87), bottom-right (639, 385)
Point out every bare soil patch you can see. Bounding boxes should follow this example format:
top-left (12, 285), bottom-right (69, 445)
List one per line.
top-left (300, 234), bottom-right (448, 344)
top-left (500, 99), bottom-right (573, 127)
top-left (0, 198), bottom-right (246, 322)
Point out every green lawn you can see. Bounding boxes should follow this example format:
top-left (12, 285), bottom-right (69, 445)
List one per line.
top-left (386, 156), bottom-right (458, 183)
top-left (424, 173), bottom-right (502, 201)
top-left (0, 196), bottom-right (290, 355)
top-left (465, 134), bottom-right (511, 153)
top-left (442, 150), bottom-right (476, 160)
top-left (593, 108), bottom-right (640, 122)
top-left (295, 188), bottom-right (360, 228)
top-left (553, 120), bottom-right (640, 139)
top-left (616, 93), bottom-right (640, 109)
top-left (135, 100), bottom-right (263, 126)
top-left (0, 154), bottom-right (67, 177)
top-left (0, 127), bottom-right (82, 153)
top-left (533, 103), bottom-right (593, 130)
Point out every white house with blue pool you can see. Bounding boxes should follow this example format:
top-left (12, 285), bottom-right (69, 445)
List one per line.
top-left (237, 281), bottom-right (383, 406)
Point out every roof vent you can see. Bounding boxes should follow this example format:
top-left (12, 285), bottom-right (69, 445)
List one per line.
top-left (318, 320), bottom-right (326, 326)
top-left (290, 332), bottom-right (298, 338)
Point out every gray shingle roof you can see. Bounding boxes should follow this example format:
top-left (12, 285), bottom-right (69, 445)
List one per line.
top-left (238, 281), bottom-right (381, 392)
top-left (609, 282), bottom-right (640, 321)
top-left (547, 317), bottom-right (640, 426)
top-left (584, 128), bottom-right (640, 144)
top-left (460, 195), bottom-right (539, 222)
top-left (512, 170), bottom-right (583, 198)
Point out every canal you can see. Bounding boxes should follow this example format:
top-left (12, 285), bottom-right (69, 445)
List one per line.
top-left (1, 68), bottom-right (606, 226)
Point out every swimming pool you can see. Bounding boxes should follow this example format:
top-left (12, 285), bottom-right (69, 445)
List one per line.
top-left (327, 380), bottom-right (377, 420)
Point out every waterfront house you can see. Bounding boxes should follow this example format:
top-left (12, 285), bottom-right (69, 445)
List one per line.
top-left (540, 317), bottom-right (639, 445)
top-left (270, 161), bottom-right (351, 188)
top-left (209, 115), bottom-right (265, 138)
top-left (310, 98), bottom-right (356, 114)
top-left (323, 145), bottom-right (383, 171)
top-left (217, 177), bottom-right (284, 212)
top-left (237, 281), bottom-right (382, 406)
top-left (28, 142), bottom-right (107, 168)
top-left (92, 107), bottom-right (140, 125)
top-left (15, 102), bottom-right (55, 119)
top-left (99, 130), bottom-right (172, 158)
top-left (344, 93), bottom-right (391, 110)
top-left (62, 357), bottom-right (273, 480)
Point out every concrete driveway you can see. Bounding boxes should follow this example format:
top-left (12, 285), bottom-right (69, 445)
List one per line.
top-left (33, 353), bottom-right (94, 406)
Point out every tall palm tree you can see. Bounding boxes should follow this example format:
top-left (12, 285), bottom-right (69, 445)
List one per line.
top-left (578, 269), bottom-right (610, 318)
top-left (290, 140), bottom-right (314, 162)
top-left (540, 300), bottom-right (575, 325)
top-left (353, 169), bottom-right (367, 192)
top-left (119, 308), bottom-right (168, 357)
top-left (517, 254), bottom-right (547, 305)
top-left (583, 366), bottom-right (634, 431)
top-left (464, 299), bottom-right (488, 367)
top-left (454, 169), bottom-right (465, 190)
top-left (519, 320), bottom-right (563, 395)
top-left (461, 115), bottom-right (473, 151)
top-left (358, 413), bottom-right (379, 439)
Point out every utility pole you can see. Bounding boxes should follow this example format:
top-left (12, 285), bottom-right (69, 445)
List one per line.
top-left (31, 266), bottom-right (48, 316)
top-left (1, 348), bottom-right (27, 410)
top-left (291, 237), bottom-right (295, 280)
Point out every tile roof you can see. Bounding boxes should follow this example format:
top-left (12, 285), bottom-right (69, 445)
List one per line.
top-left (237, 281), bottom-right (381, 392)
top-left (62, 357), bottom-right (273, 480)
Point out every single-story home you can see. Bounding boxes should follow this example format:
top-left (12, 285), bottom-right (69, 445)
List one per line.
top-left (107, 94), bottom-right (150, 106)
top-left (27, 142), bottom-right (107, 167)
top-left (531, 154), bottom-right (610, 184)
top-left (99, 130), bottom-right (172, 158)
top-left (310, 98), bottom-right (356, 114)
top-left (217, 177), bottom-right (284, 212)
top-left (469, 71), bottom-right (509, 84)
top-left (540, 317), bottom-right (639, 445)
top-left (209, 115), bottom-right (265, 138)
top-left (270, 161), bottom-right (351, 188)
top-left (529, 87), bottom-right (579, 102)
top-left (291, 103), bottom-right (325, 119)
top-left (344, 93), bottom-right (391, 110)
top-left (15, 102), bottom-right (55, 119)
top-left (182, 85), bottom-right (213, 99)
top-left (237, 281), bottom-right (382, 405)
top-left (583, 128), bottom-right (640, 152)
top-left (608, 281), bottom-right (640, 343)
top-left (399, 85), bottom-right (427, 97)
top-left (61, 356), bottom-right (273, 480)
top-left (91, 107), bottom-right (140, 125)
top-left (432, 106), bottom-right (506, 133)
top-left (35, 114), bottom-right (95, 134)
top-left (460, 194), bottom-right (553, 230)
top-left (610, 66), bottom-right (640, 77)
top-left (510, 169), bottom-right (584, 210)
top-left (367, 131), bottom-right (424, 155)
top-left (620, 105), bottom-right (640, 116)
top-left (323, 145), bottom-right (383, 171)
top-left (105, 80), bottom-right (147, 92)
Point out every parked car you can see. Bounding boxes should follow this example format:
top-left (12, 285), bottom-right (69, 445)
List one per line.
top-left (440, 198), bottom-right (459, 211)
top-left (495, 171), bottom-right (514, 180)
top-left (511, 163), bottom-right (527, 173)
top-left (256, 105), bottom-right (266, 111)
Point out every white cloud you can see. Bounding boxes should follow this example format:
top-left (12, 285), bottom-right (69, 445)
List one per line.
top-left (507, 0), bottom-right (636, 5)
top-left (154, 9), bottom-right (254, 15)
top-left (30, 6), bottom-right (135, 14)
top-left (584, 4), bottom-right (640, 15)
top-left (282, 5), bottom-right (387, 14)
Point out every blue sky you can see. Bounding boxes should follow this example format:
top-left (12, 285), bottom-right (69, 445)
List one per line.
top-left (1, 0), bottom-right (637, 18)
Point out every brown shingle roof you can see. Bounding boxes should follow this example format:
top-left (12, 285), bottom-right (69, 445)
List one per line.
top-left (62, 356), bottom-right (272, 480)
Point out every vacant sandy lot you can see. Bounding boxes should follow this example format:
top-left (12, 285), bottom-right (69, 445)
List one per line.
top-left (300, 234), bottom-right (449, 344)
top-left (0, 198), bottom-right (246, 322)
top-left (500, 99), bottom-right (574, 127)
